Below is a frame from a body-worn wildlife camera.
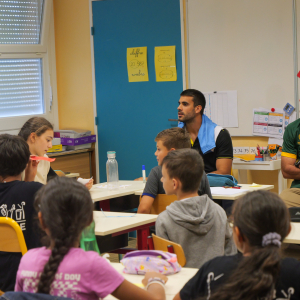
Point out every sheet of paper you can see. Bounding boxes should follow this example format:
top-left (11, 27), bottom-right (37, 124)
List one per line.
top-left (210, 187), bottom-right (249, 195)
top-left (127, 47), bottom-right (149, 82)
top-left (268, 137), bottom-right (283, 146)
top-left (155, 46), bottom-right (177, 82)
top-left (252, 108), bottom-right (284, 138)
top-left (203, 91), bottom-right (238, 128)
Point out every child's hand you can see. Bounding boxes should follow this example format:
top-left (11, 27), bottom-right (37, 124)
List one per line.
top-left (24, 157), bottom-right (39, 182)
top-left (85, 178), bottom-right (94, 190)
top-left (142, 272), bottom-right (168, 286)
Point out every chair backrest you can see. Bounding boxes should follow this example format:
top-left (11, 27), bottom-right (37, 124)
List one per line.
top-left (289, 207), bottom-right (300, 222)
top-left (149, 194), bottom-right (177, 214)
top-left (152, 234), bottom-right (186, 267)
top-left (0, 217), bottom-right (27, 255)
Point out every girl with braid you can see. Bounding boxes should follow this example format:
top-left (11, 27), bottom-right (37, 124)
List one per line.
top-left (15, 177), bottom-right (167, 300)
top-left (176, 190), bottom-right (300, 300)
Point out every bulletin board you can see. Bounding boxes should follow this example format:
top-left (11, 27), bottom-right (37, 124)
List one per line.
top-left (186, 0), bottom-right (295, 136)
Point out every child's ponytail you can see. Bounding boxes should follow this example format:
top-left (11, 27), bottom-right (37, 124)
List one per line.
top-left (34, 177), bottom-right (94, 294)
top-left (206, 191), bottom-right (290, 300)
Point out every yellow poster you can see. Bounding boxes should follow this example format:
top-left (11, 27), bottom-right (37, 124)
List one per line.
top-left (155, 46), bottom-right (177, 82)
top-left (127, 47), bottom-right (149, 82)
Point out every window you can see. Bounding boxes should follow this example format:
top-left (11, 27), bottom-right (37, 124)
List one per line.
top-left (0, 0), bottom-right (57, 132)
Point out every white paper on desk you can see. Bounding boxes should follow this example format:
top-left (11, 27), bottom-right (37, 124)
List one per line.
top-left (210, 187), bottom-right (249, 195)
top-left (95, 184), bottom-right (131, 189)
top-left (203, 90), bottom-right (238, 128)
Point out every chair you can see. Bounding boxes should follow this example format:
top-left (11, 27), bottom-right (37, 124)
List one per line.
top-left (139, 194), bottom-right (177, 214)
top-left (148, 234), bottom-right (186, 267)
top-left (0, 217), bottom-right (27, 255)
top-left (54, 170), bottom-right (65, 177)
top-left (289, 207), bottom-right (300, 222)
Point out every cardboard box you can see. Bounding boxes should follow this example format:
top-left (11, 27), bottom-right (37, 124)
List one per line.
top-left (54, 129), bottom-right (92, 139)
top-left (60, 135), bottom-right (96, 146)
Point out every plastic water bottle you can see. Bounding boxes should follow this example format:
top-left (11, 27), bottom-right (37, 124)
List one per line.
top-left (80, 220), bottom-right (100, 254)
top-left (106, 151), bottom-right (119, 190)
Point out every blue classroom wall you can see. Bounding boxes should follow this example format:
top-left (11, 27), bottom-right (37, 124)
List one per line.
top-left (92, 0), bottom-right (183, 181)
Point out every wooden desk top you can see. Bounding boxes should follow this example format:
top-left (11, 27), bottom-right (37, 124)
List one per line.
top-left (284, 222), bottom-right (300, 244)
top-left (90, 180), bottom-right (145, 202)
top-left (104, 263), bottom-right (198, 300)
top-left (211, 184), bottom-right (274, 200)
top-left (93, 211), bottom-right (157, 236)
top-left (135, 184), bottom-right (274, 200)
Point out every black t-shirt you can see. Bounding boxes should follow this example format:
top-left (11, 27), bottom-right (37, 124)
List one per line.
top-left (180, 253), bottom-right (300, 300)
top-left (47, 166), bottom-right (58, 182)
top-left (192, 129), bottom-right (233, 173)
top-left (0, 180), bottom-right (43, 292)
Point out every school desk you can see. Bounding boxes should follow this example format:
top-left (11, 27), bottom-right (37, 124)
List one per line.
top-left (232, 158), bottom-right (286, 194)
top-left (284, 223), bottom-right (300, 244)
top-left (104, 263), bottom-right (198, 300)
top-left (93, 211), bottom-right (157, 252)
top-left (90, 181), bottom-right (145, 211)
top-left (134, 184), bottom-right (274, 200)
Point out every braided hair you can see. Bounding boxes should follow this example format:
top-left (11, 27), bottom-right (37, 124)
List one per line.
top-left (18, 117), bottom-right (53, 142)
top-left (34, 177), bottom-right (94, 294)
top-left (204, 190), bottom-right (290, 300)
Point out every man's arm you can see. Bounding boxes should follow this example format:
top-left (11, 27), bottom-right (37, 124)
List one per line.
top-left (212, 158), bottom-right (232, 175)
top-left (210, 129), bottom-right (233, 175)
top-left (281, 156), bottom-right (300, 180)
top-left (137, 195), bottom-right (155, 214)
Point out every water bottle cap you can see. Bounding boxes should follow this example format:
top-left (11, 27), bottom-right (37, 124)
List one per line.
top-left (107, 151), bottom-right (116, 158)
top-left (142, 165), bottom-right (145, 170)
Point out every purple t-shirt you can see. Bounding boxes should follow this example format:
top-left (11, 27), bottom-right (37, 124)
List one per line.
top-left (15, 247), bottom-right (124, 299)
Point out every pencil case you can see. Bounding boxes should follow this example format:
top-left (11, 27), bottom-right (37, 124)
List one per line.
top-left (120, 250), bottom-right (181, 275)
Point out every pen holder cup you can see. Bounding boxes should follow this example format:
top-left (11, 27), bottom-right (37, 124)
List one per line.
top-left (255, 155), bottom-right (263, 161)
top-left (263, 154), bottom-right (271, 161)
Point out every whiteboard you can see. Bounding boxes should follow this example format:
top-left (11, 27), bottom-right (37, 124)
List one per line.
top-left (187, 0), bottom-right (295, 136)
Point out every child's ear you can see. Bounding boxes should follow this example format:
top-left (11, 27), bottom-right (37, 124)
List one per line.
top-left (234, 227), bottom-right (244, 243)
top-left (172, 178), bottom-right (180, 191)
top-left (169, 148), bottom-right (176, 152)
top-left (28, 132), bottom-right (36, 143)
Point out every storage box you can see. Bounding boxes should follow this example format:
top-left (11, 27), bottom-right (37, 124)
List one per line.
top-left (47, 144), bottom-right (66, 153)
top-left (54, 129), bottom-right (92, 139)
top-left (60, 135), bottom-right (96, 146)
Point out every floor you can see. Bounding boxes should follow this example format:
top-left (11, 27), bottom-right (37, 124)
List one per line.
top-left (102, 237), bottom-right (137, 263)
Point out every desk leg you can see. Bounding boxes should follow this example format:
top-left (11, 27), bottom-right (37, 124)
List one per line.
top-left (238, 170), bottom-right (248, 184)
top-left (98, 200), bottom-right (110, 211)
top-left (137, 227), bottom-right (150, 250)
top-left (278, 170), bottom-right (287, 195)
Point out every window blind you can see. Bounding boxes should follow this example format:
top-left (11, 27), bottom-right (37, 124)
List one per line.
top-left (0, 0), bottom-right (44, 44)
top-left (0, 59), bottom-right (44, 118)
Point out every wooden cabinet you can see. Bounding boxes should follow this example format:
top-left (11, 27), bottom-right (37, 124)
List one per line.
top-left (48, 148), bottom-right (95, 180)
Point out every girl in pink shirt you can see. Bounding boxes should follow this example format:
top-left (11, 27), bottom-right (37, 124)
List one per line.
top-left (15, 177), bottom-right (167, 300)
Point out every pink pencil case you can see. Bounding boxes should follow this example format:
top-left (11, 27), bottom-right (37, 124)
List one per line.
top-left (121, 250), bottom-right (181, 275)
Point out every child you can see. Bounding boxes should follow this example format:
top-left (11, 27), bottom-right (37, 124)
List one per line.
top-left (156, 149), bottom-right (236, 268)
top-left (176, 190), bottom-right (300, 300)
top-left (137, 128), bottom-right (212, 214)
top-left (15, 177), bottom-right (168, 300)
top-left (0, 134), bottom-right (43, 292)
top-left (19, 117), bottom-right (93, 188)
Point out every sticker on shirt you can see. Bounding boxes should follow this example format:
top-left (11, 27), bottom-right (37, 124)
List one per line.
top-left (0, 201), bottom-right (26, 230)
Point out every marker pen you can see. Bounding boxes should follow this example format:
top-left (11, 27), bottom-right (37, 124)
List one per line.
top-left (142, 165), bottom-right (146, 183)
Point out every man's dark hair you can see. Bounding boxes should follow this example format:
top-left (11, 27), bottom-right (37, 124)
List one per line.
top-left (180, 89), bottom-right (206, 115)
top-left (0, 134), bottom-right (30, 179)
top-left (162, 148), bottom-right (204, 193)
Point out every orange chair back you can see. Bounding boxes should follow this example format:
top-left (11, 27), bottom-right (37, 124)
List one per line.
top-left (0, 217), bottom-right (27, 255)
